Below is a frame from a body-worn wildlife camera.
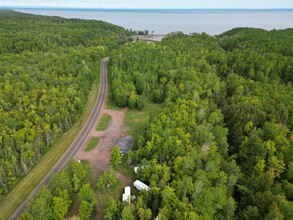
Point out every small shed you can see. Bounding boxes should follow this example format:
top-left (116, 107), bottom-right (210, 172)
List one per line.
top-left (134, 165), bottom-right (148, 174)
top-left (117, 136), bottom-right (134, 154)
top-left (122, 186), bottom-right (131, 204)
top-left (133, 180), bottom-right (150, 191)
top-left (134, 167), bottom-right (139, 174)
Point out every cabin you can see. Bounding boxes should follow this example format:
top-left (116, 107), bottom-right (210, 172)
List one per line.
top-left (133, 180), bottom-right (150, 191)
top-left (122, 186), bottom-right (131, 204)
top-left (117, 136), bottom-right (134, 155)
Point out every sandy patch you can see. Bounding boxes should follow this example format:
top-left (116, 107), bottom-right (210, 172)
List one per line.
top-left (75, 108), bottom-right (127, 171)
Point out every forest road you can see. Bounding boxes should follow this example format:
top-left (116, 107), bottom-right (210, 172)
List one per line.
top-left (10, 57), bottom-right (109, 220)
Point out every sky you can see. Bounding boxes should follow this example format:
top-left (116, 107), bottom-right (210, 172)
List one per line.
top-left (0, 0), bottom-right (292, 9)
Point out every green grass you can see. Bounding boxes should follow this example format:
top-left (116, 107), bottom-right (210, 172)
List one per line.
top-left (105, 89), bottom-right (121, 110)
top-left (85, 138), bottom-right (100, 152)
top-left (117, 155), bottom-right (137, 180)
top-left (94, 180), bottom-right (124, 220)
top-left (123, 102), bottom-right (163, 138)
top-left (96, 114), bottom-right (112, 131)
top-left (0, 81), bottom-right (100, 220)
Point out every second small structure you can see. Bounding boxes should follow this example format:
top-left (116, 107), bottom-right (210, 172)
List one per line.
top-left (133, 180), bottom-right (150, 191)
top-left (122, 186), bottom-right (131, 204)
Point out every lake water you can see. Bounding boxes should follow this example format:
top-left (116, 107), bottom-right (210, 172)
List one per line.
top-left (16, 9), bottom-right (293, 35)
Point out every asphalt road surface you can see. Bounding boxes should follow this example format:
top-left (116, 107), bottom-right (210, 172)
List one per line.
top-left (10, 57), bottom-right (109, 220)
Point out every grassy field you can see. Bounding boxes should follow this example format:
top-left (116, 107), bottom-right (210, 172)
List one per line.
top-left (105, 88), bottom-right (121, 110)
top-left (123, 102), bottom-right (163, 138)
top-left (0, 79), bottom-right (100, 220)
top-left (118, 155), bottom-right (137, 181)
top-left (96, 114), bottom-right (112, 131)
top-left (85, 138), bottom-right (100, 152)
top-left (94, 178), bottom-right (125, 219)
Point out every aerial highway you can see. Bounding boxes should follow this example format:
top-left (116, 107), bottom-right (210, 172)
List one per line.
top-left (9, 57), bottom-right (109, 220)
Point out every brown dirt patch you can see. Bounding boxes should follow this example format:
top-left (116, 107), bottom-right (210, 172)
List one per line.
top-left (74, 108), bottom-right (127, 171)
top-left (115, 172), bottom-right (132, 186)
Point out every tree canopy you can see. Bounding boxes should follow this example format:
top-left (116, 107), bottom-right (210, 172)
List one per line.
top-left (106, 28), bottom-right (293, 219)
top-left (2, 10), bottom-right (292, 219)
top-left (0, 10), bottom-right (130, 196)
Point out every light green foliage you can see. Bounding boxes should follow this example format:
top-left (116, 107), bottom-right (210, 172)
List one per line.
top-left (97, 168), bottom-right (118, 190)
top-left (79, 200), bottom-right (94, 220)
top-left (24, 186), bottom-right (53, 220)
top-left (279, 200), bottom-right (293, 220)
top-left (121, 206), bottom-right (135, 220)
top-left (66, 160), bottom-right (86, 192)
top-left (137, 94), bottom-right (147, 110)
top-left (217, 28), bottom-right (293, 82)
top-left (52, 190), bottom-right (71, 220)
top-left (72, 174), bottom-right (82, 193)
top-left (78, 184), bottom-right (97, 220)
top-left (49, 170), bottom-right (72, 196)
top-left (22, 173), bottom-right (73, 220)
top-left (79, 183), bottom-right (96, 205)
top-left (0, 10), bottom-right (130, 196)
top-left (136, 196), bottom-right (152, 220)
top-left (111, 145), bottom-right (122, 169)
top-left (241, 206), bottom-right (260, 219)
top-left (266, 202), bottom-right (284, 220)
top-left (104, 197), bottom-right (118, 220)
top-left (130, 99), bottom-right (231, 218)
top-left (108, 29), bottom-right (293, 219)
top-left (19, 212), bottom-right (33, 220)
top-left (2, 12), bottom-right (292, 219)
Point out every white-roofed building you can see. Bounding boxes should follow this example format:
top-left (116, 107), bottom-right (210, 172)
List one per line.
top-left (133, 180), bottom-right (150, 191)
top-left (122, 186), bottom-right (131, 204)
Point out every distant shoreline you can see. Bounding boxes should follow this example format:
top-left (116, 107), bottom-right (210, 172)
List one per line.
top-left (1, 7), bottom-right (293, 12)
top-left (7, 9), bottom-right (293, 36)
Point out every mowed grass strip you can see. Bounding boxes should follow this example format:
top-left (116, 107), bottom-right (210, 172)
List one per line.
top-left (85, 137), bottom-right (100, 152)
top-left (0, 81), bottom-right (100, 220)
top-left (96, 114), bottom-right (111, 131)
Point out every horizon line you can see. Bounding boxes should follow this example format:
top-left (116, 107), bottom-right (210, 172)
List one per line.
top-left (1, 6), bottom-right (293, 10)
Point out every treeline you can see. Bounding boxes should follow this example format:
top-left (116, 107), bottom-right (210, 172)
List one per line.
top-left (20, 160), bottom-right (96, 220)
top-left (21, 151), bottom-right (123, 219)
top-left (107, 28), bottom-right (293, 219)
top-left (215, 28), bottom-right (293, 83)
top-left (0, 10), bottom-right (130, 196)
top-left (0, 10), bottom-right (131, 54)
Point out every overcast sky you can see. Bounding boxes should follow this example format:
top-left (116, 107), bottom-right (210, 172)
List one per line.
top-left (1, 0), bottom-right (292, 9)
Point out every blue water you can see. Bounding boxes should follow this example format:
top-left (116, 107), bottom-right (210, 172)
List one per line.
top-left (16, 9), bottom-right (293, 35)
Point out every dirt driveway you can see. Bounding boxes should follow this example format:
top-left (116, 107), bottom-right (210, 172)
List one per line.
top-left (75, 108), bottom-right (127, 171)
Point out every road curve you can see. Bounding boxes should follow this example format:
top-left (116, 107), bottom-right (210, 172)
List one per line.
top-left (10, 57), bottom-right (109, 220)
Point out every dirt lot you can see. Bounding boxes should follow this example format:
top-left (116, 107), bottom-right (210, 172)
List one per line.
top-left (75, 108), bottom-right (127, 171)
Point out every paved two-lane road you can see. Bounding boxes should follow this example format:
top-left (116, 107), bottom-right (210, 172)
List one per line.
top-left (10, 57), bottom-right (109, 220)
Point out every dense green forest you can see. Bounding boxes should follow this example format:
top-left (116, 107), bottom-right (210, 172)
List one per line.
top-left (0, 10), bottom-right (130, 196)
top-left (20, 160), bottom-right (97, 220)
top-left (1, 10), bottom-right (293, 220)
top-left (107, 29), bottom-right (293, 219)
